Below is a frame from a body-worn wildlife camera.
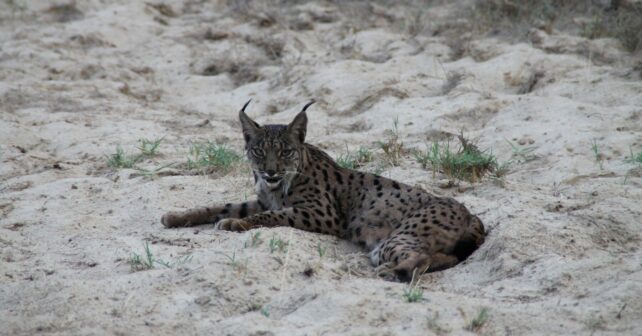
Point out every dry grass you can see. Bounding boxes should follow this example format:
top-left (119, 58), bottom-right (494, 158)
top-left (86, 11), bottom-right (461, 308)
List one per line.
top-left (470, 0), bottom-right (642, 52)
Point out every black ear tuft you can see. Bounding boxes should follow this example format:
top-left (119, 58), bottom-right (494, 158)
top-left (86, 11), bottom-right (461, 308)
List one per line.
top-left (287, 101), bottom-right (313, 143)
top-left (301, 99), bottom-right (315, 112)
top-left (239, 100), bottom-right (260, 143)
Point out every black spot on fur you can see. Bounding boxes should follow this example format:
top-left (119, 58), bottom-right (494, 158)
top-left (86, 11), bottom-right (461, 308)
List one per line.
top-left (239, 203), bottom-right (248, 218)
top-left (334, 172), bottom-right (343, 184)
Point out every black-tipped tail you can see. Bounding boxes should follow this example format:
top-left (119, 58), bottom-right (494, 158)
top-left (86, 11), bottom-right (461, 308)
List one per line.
top-left (453, 215), bottom-right (485, 261)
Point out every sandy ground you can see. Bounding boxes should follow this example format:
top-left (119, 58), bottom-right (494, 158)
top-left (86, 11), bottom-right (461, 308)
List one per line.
top-left (1, 1), bottom-right (641, 335)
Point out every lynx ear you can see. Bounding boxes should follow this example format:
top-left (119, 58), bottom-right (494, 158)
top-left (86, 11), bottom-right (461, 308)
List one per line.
top-left (287, 100), bottom-right (314, 143)
top-left (239, 99), bottom-right (260, 143)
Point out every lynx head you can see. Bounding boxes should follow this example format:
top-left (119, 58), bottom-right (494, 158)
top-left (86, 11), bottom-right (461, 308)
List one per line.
top-left (239, 100), bottom-right (315, 189)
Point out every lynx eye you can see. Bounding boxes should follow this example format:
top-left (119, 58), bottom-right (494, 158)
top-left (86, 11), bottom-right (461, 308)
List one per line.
top-left (250, 148), bottom-right (265, 158)
top-left (282, 149), bottom-right (295, 158)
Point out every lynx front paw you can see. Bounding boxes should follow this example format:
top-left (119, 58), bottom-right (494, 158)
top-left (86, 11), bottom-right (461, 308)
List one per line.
top-left (161, 211), bottom-right (188, 228)
top-left (215, 218), bottom-right (254, 232)
top-left (374, 262), bottom-right (398, 282)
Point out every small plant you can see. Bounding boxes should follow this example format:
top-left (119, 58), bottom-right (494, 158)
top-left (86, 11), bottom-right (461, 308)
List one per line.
top-left (492, 160), bottom-right (511, 178)
top-left (584, 315), bottom-right (606, 334)
top-left (316, 242), bottom-right (327, 258)
top-left (337, 146), bottom-right (373, 169)
top-left (137, 137), bottom-right (164, 157)
top-left (414, 134), bottom-right (497, 182)
top-left (134, 162), bottom-right (175, 177)
top-left (505, 139), bottom-right (538, 162)
top-left (260, 305), bottom-right (270, 317)
top-left (624, 147), bottom-right (642, 167)
top-left (219, 250), bottom-right (248, 273)
top-left (127, 241), bottom-right (191, 271)
top-left (244, 232), bottom-right (263, 248)
top-left (591, 139), bottom-right (604, 170)
top-left (465, 307), bottom-right (490, 333)
top-left (269, 236), bottom-right (288, 253)
top-left (155, 254), bottom-right (193, 268)
top-left (427, 312), bottom-right (448, 335)
top-left (107, 145), bottom-right (143, 169)
top-left (377, 117), bottom-right (405, 166)
top-left (186, 141), bottom-right (242, 171)
top-left (402, 269), bottom-right (424, 303)
top-left (128, 242), bottom-right (154, 271)
top-left (403, 284), bottom-right (424, 303)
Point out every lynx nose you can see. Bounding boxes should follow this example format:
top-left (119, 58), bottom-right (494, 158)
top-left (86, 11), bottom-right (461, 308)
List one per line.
top-left (265, 170), bottom-right (277, 177)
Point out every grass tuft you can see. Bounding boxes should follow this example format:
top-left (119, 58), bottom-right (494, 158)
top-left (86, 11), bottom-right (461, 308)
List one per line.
top-left (137, 137), bottom-right (164, 157)
top-left (337, 146), bottom-right (373, 169)
top-left (107, 145), bottom-right (143, 169)
top-left (260, 305), bottom-right (270, 318)
top-left (465, 307), bottom-right (490, 333)
top-left (128, 241), bottom-right (191, 271)
top-left (244, 232), bottom-right (263, 248)
top-left (220, 250), bottom-right (247, 272)
top-left (377, 117), bottom-right (405, 166)
top-left (414, 134), bottom-right (497, 182)
top-left (624, 147), bottom-right (642, 166)
top-left (316, 242), bottom-right (327, 259)
top-left (505, 138), bottom-right (538, 163)
top-left (584, 315), bottom-right (606, 333)
top-left (186, 141), bottom-right (242, 171)
top-left (427, 311), bottom-right (448, 335)
top-left (269, 236), bottom-right (288, 253)
top-left (403, 284), bottom-right (424, 303)
top-left (402, 270), bottom-right (424, 303)
top-left (591, 139), bottom-right (604, 170)
top-left (107, 137), bottom-right (166, 170)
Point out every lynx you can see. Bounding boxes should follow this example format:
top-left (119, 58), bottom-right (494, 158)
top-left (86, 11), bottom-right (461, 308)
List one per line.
top-left (162, 100), bottom-right (485, 281)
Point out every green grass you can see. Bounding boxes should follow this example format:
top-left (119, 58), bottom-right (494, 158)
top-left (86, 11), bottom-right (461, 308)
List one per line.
top-left (625, 147), bottom-right (642, 166)
top-left (465, 307), bottom-right (490, 333)
top-left (260, 305), bottom-right (270, 317)
top-left (337, 146), bottom-right (373, 169)
top-left (316, 242), bottom-right (327, 258)
top-left (244, 232), bottom-right (263, 248)
top-left (186, 141), bottom-right (242, 171)
top-left (107, 137), bottom-right (165, 170)
top-left (269, 236), bottom-right (288, 253)
top-left (427, 312), bottom-right (448, 335)
top-left (403, 285), bottom-right (424, 303)
top-left (414, 135), bottom-right (497, 182)
top-left (584, 315), bottom-right (606, 334)
top-left (591, 139), bottom-right (604, 170)
top-left (128, 241), bottom-right (192, 271)
top-left (137, 137), bottom-right (164, 157)
top-left (505, 138), bottom-right (537, 162)
top-left (219, 250), bottom-right (247, 272)
top-left (107, 145), bottom-right (143, 169)
top-left (402, 269), bottom-right (424, 303)
top-left (134, 162), bottom-right (175, 177)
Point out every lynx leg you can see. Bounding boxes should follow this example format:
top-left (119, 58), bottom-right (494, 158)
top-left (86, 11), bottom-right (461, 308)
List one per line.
top-left (161, 200), bottom-right (264, 228)
top-left (391, 252), bottom-right (432, 282)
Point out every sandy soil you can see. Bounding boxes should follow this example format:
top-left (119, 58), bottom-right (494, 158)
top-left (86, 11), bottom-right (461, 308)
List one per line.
top-left (1, 1), bottom-right (641, 335)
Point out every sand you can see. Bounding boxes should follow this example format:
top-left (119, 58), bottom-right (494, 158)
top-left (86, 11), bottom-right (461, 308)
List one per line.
top-left (1, 1), bottom-right (641, 335)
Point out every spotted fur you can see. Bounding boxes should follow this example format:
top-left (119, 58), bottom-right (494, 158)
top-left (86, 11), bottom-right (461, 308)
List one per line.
top-left (161, 100), bottom-right (485, 282)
